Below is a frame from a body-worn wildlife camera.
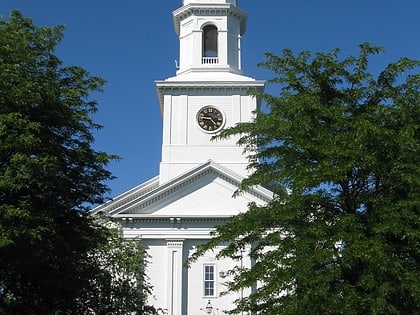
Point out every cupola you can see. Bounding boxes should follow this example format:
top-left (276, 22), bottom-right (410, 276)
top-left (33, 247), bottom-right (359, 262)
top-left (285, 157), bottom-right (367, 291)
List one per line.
top-left (173, 0), bottom-right (247, 76)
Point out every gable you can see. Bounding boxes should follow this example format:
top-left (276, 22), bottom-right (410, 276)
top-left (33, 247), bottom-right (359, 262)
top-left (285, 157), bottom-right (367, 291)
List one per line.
top-left (98, 160), bottom-right (272, 219)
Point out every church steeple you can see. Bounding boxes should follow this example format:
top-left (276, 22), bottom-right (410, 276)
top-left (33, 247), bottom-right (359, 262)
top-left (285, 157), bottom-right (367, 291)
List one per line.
top-left (173, 0), bottom-right (247, 76)
top-left (156, 0), bottom-right (264, 184)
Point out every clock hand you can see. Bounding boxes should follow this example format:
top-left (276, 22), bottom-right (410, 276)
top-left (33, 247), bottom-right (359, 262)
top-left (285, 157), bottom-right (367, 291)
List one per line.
top-left (202, 116), bottom-right (217, 125)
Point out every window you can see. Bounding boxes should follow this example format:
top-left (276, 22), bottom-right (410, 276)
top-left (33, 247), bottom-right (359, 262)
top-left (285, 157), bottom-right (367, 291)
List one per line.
top-left (203, 265), bottom-right (215, 296)
top-left (202, 25), bottom-right (218, 58)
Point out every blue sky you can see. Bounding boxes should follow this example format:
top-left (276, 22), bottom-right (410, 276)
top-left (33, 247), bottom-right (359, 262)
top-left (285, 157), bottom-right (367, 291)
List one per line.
top-left (1, 0), bottom-right (419, 198)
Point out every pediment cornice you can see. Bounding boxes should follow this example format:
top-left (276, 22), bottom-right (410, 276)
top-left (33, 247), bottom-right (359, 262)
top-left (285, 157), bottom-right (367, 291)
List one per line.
top-left (92, 176), bottom-right (159, 215)
top-left (95, 160), bottom-right (273, 219)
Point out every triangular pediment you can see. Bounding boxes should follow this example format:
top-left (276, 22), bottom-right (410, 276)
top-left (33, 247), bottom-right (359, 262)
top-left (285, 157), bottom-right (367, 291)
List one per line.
top-left (93, 160), bottom-right (272, 219)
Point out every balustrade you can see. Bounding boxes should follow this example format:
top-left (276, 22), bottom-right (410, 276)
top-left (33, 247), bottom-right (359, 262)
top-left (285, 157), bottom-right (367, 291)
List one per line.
top-left (202, 57), bottom-right (219, 64)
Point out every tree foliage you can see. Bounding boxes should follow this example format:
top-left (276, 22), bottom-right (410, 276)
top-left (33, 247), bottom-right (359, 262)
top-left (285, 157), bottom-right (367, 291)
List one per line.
top-left (78, 221), bottom-right (160, 315)
top-left (0, 11), bottom-right (157, 314)
top-left (191, 44), bottom-right (420, 314)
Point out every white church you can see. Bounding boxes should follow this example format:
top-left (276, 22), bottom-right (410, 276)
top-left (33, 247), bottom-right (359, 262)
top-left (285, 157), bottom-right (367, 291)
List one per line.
top-left (94, 0), bottom-right (273, 313)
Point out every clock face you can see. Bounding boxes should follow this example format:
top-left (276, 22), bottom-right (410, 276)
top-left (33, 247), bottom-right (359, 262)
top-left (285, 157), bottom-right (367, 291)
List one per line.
top-left (197, 106), bottom-right (224, 132)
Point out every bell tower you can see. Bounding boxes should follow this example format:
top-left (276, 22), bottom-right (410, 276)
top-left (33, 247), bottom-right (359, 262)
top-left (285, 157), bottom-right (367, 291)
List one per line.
top-left (174, 0), bottom-right (245, 76)
top-left (156, 0), bottom-right (264, 184)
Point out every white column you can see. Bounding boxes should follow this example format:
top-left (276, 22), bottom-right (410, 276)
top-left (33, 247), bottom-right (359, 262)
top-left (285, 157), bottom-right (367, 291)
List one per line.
top-left (167, 240), bottom-right (184, 315)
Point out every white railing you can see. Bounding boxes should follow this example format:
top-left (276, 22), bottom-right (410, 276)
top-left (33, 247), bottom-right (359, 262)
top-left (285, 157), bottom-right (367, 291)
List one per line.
top-left (202, 57), bottom-right (219, 64)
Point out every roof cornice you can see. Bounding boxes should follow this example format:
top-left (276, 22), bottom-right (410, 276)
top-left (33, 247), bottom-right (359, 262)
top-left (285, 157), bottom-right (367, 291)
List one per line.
top-left (155, 79), bottom-right (265, 114)
top-left (172, 3), bottom-right (247, 36)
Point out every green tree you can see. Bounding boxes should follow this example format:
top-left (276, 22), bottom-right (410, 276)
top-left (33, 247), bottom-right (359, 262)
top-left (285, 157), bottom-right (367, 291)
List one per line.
top-left (78, 221), bottom-right (161, 315)
top-left (190, 44), bottom-right (420, 314)
top-left (0, 11), bottom-right (157, 314)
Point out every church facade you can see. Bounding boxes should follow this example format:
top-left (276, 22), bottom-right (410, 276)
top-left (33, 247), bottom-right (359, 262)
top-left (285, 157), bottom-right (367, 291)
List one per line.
top-left (94, 1), bottom-right (272, 314)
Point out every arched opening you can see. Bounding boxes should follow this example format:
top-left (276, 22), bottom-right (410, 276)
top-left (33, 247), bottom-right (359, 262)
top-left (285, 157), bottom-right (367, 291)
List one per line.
top-left (202, 25), bottom-right (218, 64)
